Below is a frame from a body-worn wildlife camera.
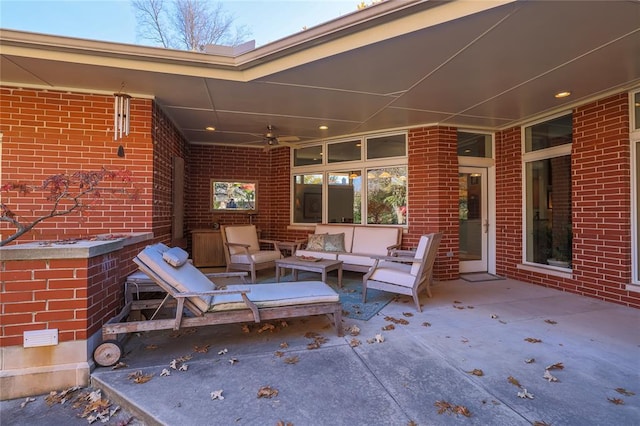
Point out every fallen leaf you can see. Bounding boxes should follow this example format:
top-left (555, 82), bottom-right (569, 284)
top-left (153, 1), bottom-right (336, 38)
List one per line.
top-left (490, 314), bottom-right (499, 319)
top-left (284, 356), bottom-right (299, 364)
top-left (545, 362), bottom-right (564, 370)
top-left (517, 388), bottom-right (534, 399)
top-left (434, 400), bottom-right (471, 417)
top-left (218, 348), bottom-right (228, 355)
top-left (544, 319), bottom-right (557, 325)
top-left (453, 305), bottom-right (465, 310)
top-left (178, 364), bottom-right (188, 371)
top-left (454, 405), bottom-right (472, 417)
top-left (460, 337), bottom-right (469, 343)
top-left (170, 360), bottom-right (178, 370)
top-left (111, 362), bottom-right (128, 370)
top-left (453, 300), bottom-right (462, 304)
top-left (533, 421), bottom-right (552, 426)
top-left (499, 320), bottom-right (507, 324)
top-left (194, 344), bottom-right (210, 353)
top-left (127, 370), bottom-right (153, 384)
top-left (466, 369), bottom-right (484, 377)
top-left (348, 325), bottom-right (360, 336)
top-left (524, 337), bottom-right (542, 343)
top-left (375, 334), bottom-right (384, 343)
top-left (407, 421), bottom-right (418, 426)
top-left (176, 354), bottom-right (192, 362)
top-left (467, 306), bottom-right (475, 309)
top-left (20, 397), bottom-right (36, 408)
top-left (258, 323), bottom-right (275, 333)
top-left (615, 388), bottom-right (636, 396)
top-left (210, 390), bottom-right (224, 401)
top-left (241, 324), bottom-right (250, 333)
top-left (280, 342), bottom-right (289, 349)
top-left (145, 344), bottom-right (158, 350)
top-left (382, 324), bottom-right (395, 331)
top-left (608, 397), bottom-right (624, 405)
top-left (384, 316), bottom-right (409, 325)
top-left (508, 376), bottom-right (522, 388)
top-left (160, 369), bottom-right (170, 377)
top-left (228, 358), bottom-right (238, 365)
top-left (422, 322), bottom-right (431, 327)
top-left (349, 338), bottom-right (361, 347)
top-left (276, 421), bottom-right (293, 426)
top-left (257, 386), bottom-right (278, 398)
top-left (543, 370), bottom-right (559, 382)
top-left (525, 358), bottom-right (536, 364)
top-left (402, 312), bottom-right (413, 317)
top-left (274, 351), bottom-right (285, 357)
top-left (435, 400), bottom-right (452, 415)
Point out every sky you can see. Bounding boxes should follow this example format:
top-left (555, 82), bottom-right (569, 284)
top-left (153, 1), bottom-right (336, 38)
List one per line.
top-left (0, 0), bottom-right (360, 48)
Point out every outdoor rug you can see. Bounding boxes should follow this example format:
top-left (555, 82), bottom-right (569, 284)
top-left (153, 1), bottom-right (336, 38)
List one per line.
top-left (258, 270), bottom-right (394, 321)
top-left (460, 272), bottom-right (505, 282)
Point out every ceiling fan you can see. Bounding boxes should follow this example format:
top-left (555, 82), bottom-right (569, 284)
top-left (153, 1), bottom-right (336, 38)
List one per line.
top-left (262, 125), bottom-right (300, 150)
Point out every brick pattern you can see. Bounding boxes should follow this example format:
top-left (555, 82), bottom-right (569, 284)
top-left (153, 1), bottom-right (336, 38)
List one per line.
top-left (495, 94), bottom-right (639, 308)
top-left (408, 126), bottom-right (459, 280)
top-left (0, 87), bottom-right (154, 244)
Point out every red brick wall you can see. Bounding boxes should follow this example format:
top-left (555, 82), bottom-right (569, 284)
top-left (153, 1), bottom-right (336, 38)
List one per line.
top-left (408, 126), bottom-right (459, 280)
top-left (0, 87), bottom-right (154, 244)
top-left (495, 93), bottom-right (638, 308)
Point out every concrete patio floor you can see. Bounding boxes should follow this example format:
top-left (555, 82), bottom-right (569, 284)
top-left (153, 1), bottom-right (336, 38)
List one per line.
top-left (4, 272), bottom-right (640, 425)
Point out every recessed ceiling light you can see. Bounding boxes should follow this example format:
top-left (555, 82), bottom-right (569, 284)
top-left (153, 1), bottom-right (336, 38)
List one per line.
top-left (205, 126), bottom-right (216, 131)
top-left (554, 91), bottom-right (571, 99)
top-left (319, 125), bottom-right (328, 130)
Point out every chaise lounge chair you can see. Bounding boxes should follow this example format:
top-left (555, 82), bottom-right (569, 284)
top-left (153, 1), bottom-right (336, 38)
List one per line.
top-left (94, 243), bottom-right (342, 367)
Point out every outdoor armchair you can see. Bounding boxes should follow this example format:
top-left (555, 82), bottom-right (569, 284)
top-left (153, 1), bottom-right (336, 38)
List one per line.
top-left (221, 224), bottom-right (282, 283)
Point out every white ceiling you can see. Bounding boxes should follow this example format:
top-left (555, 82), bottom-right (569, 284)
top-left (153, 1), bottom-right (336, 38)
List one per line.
top-left (1, 0), bottom-right (639, 148)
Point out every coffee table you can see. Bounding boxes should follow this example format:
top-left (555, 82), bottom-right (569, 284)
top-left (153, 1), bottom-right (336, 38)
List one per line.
top-left (275, 256), bottom-right (343, 287)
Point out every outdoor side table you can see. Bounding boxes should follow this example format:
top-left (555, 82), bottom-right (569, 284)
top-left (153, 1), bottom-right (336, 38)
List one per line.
top-left (275, 256), bottom-right (343, 287)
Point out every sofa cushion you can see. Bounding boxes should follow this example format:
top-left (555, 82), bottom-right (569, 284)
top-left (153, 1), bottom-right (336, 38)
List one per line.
top-left (338, 253), bottom-right (376, 267)
top-left (315, 225), bottom-right (354, 252)
top-left (323, 233), bottom-right (345, 252)
top-left (225, 225), bottom-right (260, 254)
top-left (351, 227), bottom-right (400, 256)
top-left (307, 233), bottom-right (326, 251)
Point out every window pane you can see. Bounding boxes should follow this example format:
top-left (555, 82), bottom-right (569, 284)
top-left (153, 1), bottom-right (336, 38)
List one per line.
top-left (636, 141), bottom-right (640, 278)
top-left (525, 114), bottom-right (572, 152)
top-left (366, 167), bottom-right (407, 225)
top-left (328, 140), bottom-right (361, 163)
top-left (366, 134), bottom-right (406, 159)
top-left (635, 92), bottom-right (640, 131)
top-left (294, 146), bottom-right (323, 166)
top-left (525, 156), bottom-right (572, 267)
top-left (293, 174), bottom-right (323, 223)
top-left (458, 132), bottom-right (492, 157)
top-left (328, 171), bottom-right (361, 224)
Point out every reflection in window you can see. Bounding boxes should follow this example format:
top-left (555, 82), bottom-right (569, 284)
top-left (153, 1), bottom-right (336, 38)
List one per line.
top-left (367, 134), bottom-right (406, 159)
top-left (294, 146), bottom-right (323, 166)
top-left (458, 131), bottom-right (492, 157)
top-left (293, 174), bottom-right (323, 223)
top-left (524, 114), bottom-right (572, 268)
top-left (328, 171), bottom-right (361, 223)
top-left (328, 140), bottom-right (361, 163)
top-left (366, 167), bottom-right (407, 225)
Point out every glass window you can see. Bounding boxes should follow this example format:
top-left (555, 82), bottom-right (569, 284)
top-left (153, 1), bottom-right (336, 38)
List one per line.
top-left (328, 140), bottom-right (361, 163)
top-left (293, 174), bottom-right (323, 223)
top-left (328, 171), bottom-right (361, 224)
top-left (635, 92), bottom-right (640, 131)
top-left (525, 114), bottom-right (572, 152)
top-left (366, 134), bottom-right (406, 160)
top-left (294, 146), bottom-right (323, 166)
top-left (524, 114), bottom-right (572, 269)
top-left (366, 166), bottom-right (407, 225)
top-left (458, 131), bottom-right (492, 157)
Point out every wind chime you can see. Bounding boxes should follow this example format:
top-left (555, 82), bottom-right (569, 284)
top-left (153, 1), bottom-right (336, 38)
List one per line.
top-left (113, 93), bottom-right (131, 157)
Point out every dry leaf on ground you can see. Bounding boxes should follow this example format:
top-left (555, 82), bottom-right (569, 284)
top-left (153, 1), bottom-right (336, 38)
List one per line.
top-left (160, 369), bottom-right (170, 377)
top-left (348, 325), bottom-right (360, 336)
top-left (280, 342), bottom-right (289, 349)
top-left (508, 376), bottom-right (522, 388)
top-left (258, 323), bottom-right (276, 333)
top-left (228, 358), bottom-right (238, 365)
top-left (127, 370), bottom-right (153, 384)
top-left (284, 356), bottom-right (299, 364)
top-left (241, 324), bottom-right (250, 333)
top-left (402, 312), bottom-right (414, 317)
top-left (517, 389), bottom-right (534, 399)
top-left (525, 358), bottom-right (535, 364)
top-left (608, 397), bottom-right (624, 405)
top-left (524, 337), bottom-right (542, 343)
top-left (194, 344), bottom-right (210, 353)
top-left (112, 361), bottom-right (128, 370)
top-left (384, 316), bottom-right (409, 325)
top-left (257, 386), bottom-right (279, 398)
top-left (543, 370), bottom-right (559, 382)
top-left (349, 338), bottom-right (361, 347)
top-left (145, 344), bottom-right (158, 350)
top-left (382, 324), bottom-right (395, 331)
top-left (210, 390), bottom-right (224, 400)
top-left (434, 400), bottom-right (472, 417)
top-left (20, 397), bottom-right (36, 408)
top-left (422, 322), bottom-right (431, 327)
top-left (466, 369), bottom-right (484, 376)
top-left (274, 351), bottom-right (285, 357)
top-left (276, 421), bottom-right (293, 426)
top-left (544, 319), bottom-right (558, 325)
top-left (615, 388), bottom-right (636, 396)
top-left (545, 362), bottom-right (564, 370)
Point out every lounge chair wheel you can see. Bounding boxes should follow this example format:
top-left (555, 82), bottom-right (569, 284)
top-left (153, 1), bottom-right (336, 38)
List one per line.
top-left (93, 340), bottom-right (123, 367)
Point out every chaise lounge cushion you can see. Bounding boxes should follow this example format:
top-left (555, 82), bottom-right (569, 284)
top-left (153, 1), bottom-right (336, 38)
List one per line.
top-left (162, 246), bottom-right (189, 267)
top-left (209, 281), bottom-right (339, 311)
top-left (137, 243), bottom-right (215, 312)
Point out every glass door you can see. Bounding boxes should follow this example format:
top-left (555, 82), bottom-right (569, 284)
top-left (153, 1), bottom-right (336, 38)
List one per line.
top-left (459, 167), bottom-right (488, 273)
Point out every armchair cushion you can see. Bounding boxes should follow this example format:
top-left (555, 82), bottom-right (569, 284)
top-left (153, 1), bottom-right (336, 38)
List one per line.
top-left (410, 235), bottom-right (430, 275)
top-left (230, 250), bottom-right (282, 265)
top-left (368, 261), bottom-right (414, 288)
top-left (225, 225), bottom-right (260, 254)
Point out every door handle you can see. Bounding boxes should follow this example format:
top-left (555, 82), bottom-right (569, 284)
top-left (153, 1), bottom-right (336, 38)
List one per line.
top-left (484, 220), bottom-right (489, 233)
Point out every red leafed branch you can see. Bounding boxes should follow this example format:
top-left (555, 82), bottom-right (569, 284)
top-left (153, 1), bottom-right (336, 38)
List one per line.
top-left (1, 168), bottom-right (140, 246)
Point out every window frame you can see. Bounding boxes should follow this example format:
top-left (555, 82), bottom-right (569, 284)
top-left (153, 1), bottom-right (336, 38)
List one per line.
top-left (521, 111), bottom-right (573, 270)
top-left (630, 90), bottom-right (640, 285)
top-left (291, 132), bottom-right (408, 226)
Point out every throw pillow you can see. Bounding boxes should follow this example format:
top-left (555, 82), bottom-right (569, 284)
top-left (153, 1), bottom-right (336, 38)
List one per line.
top-left (162, 246), bottom-right (189, 267)
top-left (324, 233), bottom-right (345, 252)
top-left (307, 233), bottom-right (326, 251)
